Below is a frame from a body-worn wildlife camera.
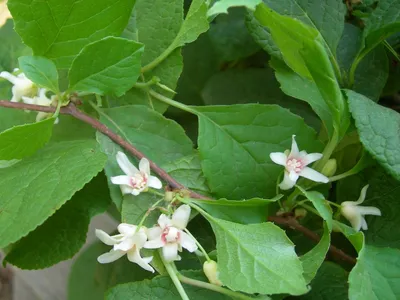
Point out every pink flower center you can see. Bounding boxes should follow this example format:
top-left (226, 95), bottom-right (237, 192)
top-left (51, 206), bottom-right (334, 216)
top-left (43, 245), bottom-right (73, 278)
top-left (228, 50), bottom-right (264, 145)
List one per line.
top-left (286, 158), bottom-right (303, 173)
top-left (161, 227), bottom-right (180, 244)
top-left (130, 172), bottom-right (148, 189)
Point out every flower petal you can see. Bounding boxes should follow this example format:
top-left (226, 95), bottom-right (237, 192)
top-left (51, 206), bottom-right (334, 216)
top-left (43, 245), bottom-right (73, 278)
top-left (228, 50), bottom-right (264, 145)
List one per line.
top-left (95, 229), bottom-right (120, 245)
top-left (127, 248), bottom-right (154, 272)
top-left (341, 205), bottom-right (362, 231)
top-left (354, 184), bottom-right (369, 205)
top-left (111, 175), bottom-right (131, 186)
top-left (139, 158), bottom-right (150, 175)
top-left (300, 167), bottom-right (329, 183)
top-left (148, 176), bottom-right (162, 189)
top-left (279, 172), bottom-right (296, 190)
top-left (147, 226), bottom-right (162, 240)
top-left (120, 185), bottom-right (134, 195)
top-left (131, 188), bottom-right (143, 196)
top-left (172, 205), bottom-right (191, 229)
top-left (144, 237), bottom-right (165, 249)
top-left (97, 250), bottom-right (125, 264)
top-left (288, 170), bottom-right (299, 182)
top-left (360, 217), bottom-right (368, 230)
top-left (357, 206), bottom-right (381, 217)
top-left (303, 153), bottom-right (323, 165)
top-left (0, 71), bottom-right (17, 84)
top-left (114, 238), bottom-right (135, 251)
top-left (118, 223), bottom-right (137, 235)
top-left (116, 151), bottom-right (139, 176)
top-left (289, 135), bottom-right (300, 157)
top-left (269, 152), bottom-right (287, 166)
top-left (162, 243), bottom-right (180, 262)
top-left (158, 214), bottom-right (172, 229)
top-left (180, 232), bottom-right (198, 252)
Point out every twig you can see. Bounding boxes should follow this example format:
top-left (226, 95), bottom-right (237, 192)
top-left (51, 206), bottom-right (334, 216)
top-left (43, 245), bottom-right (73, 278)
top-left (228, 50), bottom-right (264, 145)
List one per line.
top-left (268, 216), bottom-right (357, 265)
top-left (0, 100), bottom-right (208, 200)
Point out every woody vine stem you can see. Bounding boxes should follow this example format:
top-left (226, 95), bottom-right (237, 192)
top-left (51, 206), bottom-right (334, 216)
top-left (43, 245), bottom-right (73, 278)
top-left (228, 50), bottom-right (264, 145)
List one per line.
top-left (0, 99), bottom-right (356, 265)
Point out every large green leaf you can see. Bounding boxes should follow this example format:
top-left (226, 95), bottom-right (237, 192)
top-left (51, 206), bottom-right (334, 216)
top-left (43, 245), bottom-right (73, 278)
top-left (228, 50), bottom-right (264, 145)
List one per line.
top-left (207, 0), bottom-right (262, 17)
top-left (5, 173), bottom-right (110, 269)
top-left (69, 37), bottom-right (144, 96)
top-left (0, 140), bottom-right (107, 248)
top-left (0, 118), bottom-right (54, 160)
top-left (247, 0), bottom-right (346, 62)
top-left (347, 90), bottom-right (400, 181)
top-left (349, 245), bottom-right (400, 300)
top-left (18, 56), bottom-right (59, 92)
top-left (8, 0), bottom-right (136, 68)
top-left (205, 216), bottom-right (308, 295)
top-left (194, 104), bottom-right (321, 199)
top-left (106, 270), bottom-right (230, 300)
top-left (68, 241), bottom-right (153, 300)
top-left (297, 262), bottom-right (348, 300)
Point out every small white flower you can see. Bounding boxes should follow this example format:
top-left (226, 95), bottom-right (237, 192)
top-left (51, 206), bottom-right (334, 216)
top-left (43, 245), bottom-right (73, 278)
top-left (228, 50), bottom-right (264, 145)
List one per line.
top-left (144, 205), bottom-right (198, 262)
top-left (0, 70), bottom-right (37, 102)
top-left (341, 185), bottom-right (381, 231)
top-left (111, 152), bottom-right (162, 196)
top-left (22, 88), bottom-right (59, 123)
top-left (270, 135), bottom-right (329, 190)
top-left (95, 223), bottom-right (154, 272)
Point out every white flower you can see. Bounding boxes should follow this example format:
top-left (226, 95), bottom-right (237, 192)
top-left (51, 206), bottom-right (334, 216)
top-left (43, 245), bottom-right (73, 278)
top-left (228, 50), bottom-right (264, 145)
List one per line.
top-left (22, 88), bottom-right (59, 123)
top-left (95, 223), bottom-right (154, 272)
top-left (0, 70), bottom-right (37, 102)
top-left (111, 152), bottom-right (162, 196)
top-left (270, 135), bottom-right (329, 190)
top-left (144, 205), bottom-right (197, 262)
top-left (341, 185), bottom-right (381, 231)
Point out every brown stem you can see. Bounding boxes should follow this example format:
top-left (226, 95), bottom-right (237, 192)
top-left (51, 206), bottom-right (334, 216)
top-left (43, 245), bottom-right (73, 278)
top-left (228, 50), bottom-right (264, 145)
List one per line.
top-left (0, 100), bottom-right (208, 199)
top-left (268, 216), bottom-right (357, 265)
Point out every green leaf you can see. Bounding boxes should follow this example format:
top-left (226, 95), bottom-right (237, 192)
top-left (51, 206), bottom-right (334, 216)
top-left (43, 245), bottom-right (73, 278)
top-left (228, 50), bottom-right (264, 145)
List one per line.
top-left (5, 173), bottom-right (110, 269)
top-left (106, 270), bottom-right (231, 300)
top-left (0, 140), bottom-right (107, 248)
top-left (121, 193), bottom-right (160, 226)
top-left (297, 262), bottom-right (348, 300)
top-left (69, 37), bottom-right (144, 96)
top-left (270, 57), bottom-right (332, 136)
top-left (349, 245), bottom-right (400, 300)
top-left (189, 196), bottom-right (282, 224)
top-left (346, 90), bottom-right (400, 181)
top-left (207, 0), bottom-right (262, 17)
top-left (204, 216), bottom-right (308, 295)
top-left (8, 0), bottom-right (137, 68)
top-left (247, 0), bottom-right (346, 61)
top-left (300, 223), bottom-right (330, 284)
top-left (0, 118), bottom-right (54, 160)
top-left (96, 105), bottom-right (197, 210)
top-left (336, 166), bottom-right (400, 248)
top-left (68, 241), bottom-right (153, 300)
top-left (297, 186), bottom-right (333, 230)
top-left (332, 221), bottom-right (364, 253)
top-left (254, 4), bottom-right (348, 136)
top-left (194, 104), bottom-right (321, 199)
top-left (18, 56), bottom-right (59, 92)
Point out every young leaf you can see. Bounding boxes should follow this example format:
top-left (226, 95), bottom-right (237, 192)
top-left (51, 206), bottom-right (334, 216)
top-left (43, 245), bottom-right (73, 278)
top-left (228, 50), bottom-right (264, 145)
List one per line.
top-left (5, 173), bottom-right (110, 269)
top-left (0, 140), bottom-right (107, 248)
top-left (346, 90), bottom-right (400, 181)
top-left (349, 245), bottom-right (400, 300)
top-left (300, 223), bottom-right (330, 284)
top-left (0, 118), bottom-right (54, 160)
top-left (69, 37), bottom-right (144, 96)
top-left (106, 270), bottom-right (231, 300)
top-left (189, 196), bottom-right (281, 224)
top-left (205, 217), bottom-right (308, 295)
top-left (207, 0), bottom-right (262, 17)
top-left (194, 104), bottom-right (322, 199)
top-left (18, 56), bottom-right (59, 92)
top-left (68, 241), bottom-right (153, 300)
top-left (8, 0), bottom-right (137, 68)
top-left (297, 186), bottom-right (333, 231)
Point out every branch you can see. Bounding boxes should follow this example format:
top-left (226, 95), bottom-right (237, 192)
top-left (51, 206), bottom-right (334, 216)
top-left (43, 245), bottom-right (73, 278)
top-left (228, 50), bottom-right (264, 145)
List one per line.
top-left (268, 216), bottom-right (357, 265)
top-left (0, 100), bottom-right (208, 200)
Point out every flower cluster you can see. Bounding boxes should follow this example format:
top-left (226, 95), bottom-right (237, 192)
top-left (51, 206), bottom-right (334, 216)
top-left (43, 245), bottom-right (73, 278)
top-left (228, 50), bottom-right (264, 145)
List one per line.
top-left (96, 205), bottom-right (198, 271)
top-left (0, 70), bottom-right (58, 123)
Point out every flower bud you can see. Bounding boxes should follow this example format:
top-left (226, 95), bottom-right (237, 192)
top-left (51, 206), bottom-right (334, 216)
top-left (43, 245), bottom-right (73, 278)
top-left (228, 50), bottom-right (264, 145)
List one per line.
top-left (203, 260), bottom-right (222, 286)
top-left (294, 208), bottom-right (307, 219)
top-left (321, 159), bottom-right (337, 177)
top-left (164, 191), bottom-right (174, 202)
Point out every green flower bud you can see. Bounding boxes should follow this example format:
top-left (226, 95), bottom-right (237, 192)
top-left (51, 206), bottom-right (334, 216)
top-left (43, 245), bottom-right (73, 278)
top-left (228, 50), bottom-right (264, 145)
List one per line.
top-left (294, 208), bottom-right (308, 219)
top-left (203, 260), bottom-right (222, 286)
top-left (321, 159), bottom-right (337, 177)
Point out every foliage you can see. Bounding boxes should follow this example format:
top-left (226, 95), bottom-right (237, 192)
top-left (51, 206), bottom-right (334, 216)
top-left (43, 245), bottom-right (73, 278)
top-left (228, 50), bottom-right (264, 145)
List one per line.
top-left (0, 0), bottom-right (399, 299)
